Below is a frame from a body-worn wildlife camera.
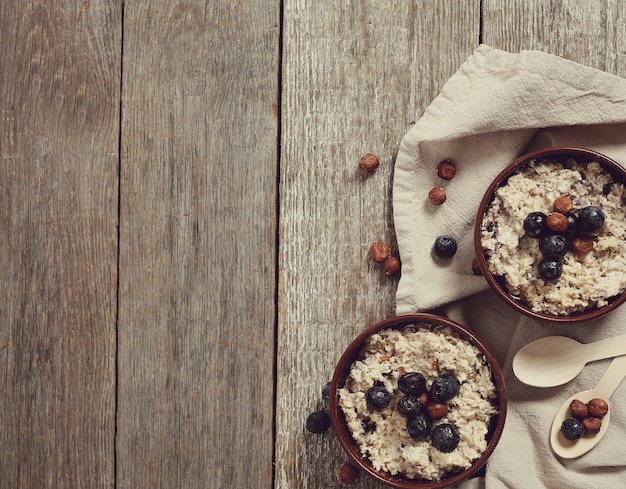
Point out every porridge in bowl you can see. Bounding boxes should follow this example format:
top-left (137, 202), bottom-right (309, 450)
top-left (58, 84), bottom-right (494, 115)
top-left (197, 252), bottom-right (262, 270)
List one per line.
top-left (337, 323), bottom-right (500, 482)
top-left (480, 155), bottom-right (626, 316)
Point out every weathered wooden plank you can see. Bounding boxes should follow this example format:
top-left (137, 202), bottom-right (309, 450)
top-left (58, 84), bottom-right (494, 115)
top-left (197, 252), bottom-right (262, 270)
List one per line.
top-left (483, 0), bottom-right (626, 77)
top-left (276, 1), bottom-right (481, 487)
top-left (0, 1), bottom-right (121, 488)
top-left (117, 1), bottom-right (280, 487)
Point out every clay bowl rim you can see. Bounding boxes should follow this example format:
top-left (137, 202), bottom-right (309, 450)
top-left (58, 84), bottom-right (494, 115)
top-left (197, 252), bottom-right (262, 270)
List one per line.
top-left (329, 313), bottom-right (508, 489)
top-left (474, 146), bottom-right (626, 324)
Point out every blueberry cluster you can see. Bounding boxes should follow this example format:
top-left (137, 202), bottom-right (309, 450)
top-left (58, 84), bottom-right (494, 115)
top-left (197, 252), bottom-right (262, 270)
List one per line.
top-left (523, 199), bottom-right (605, 281)
top-left (305, 381), bottom-right (333, 434)
top-left (365, 372), bottom-right (462, 453)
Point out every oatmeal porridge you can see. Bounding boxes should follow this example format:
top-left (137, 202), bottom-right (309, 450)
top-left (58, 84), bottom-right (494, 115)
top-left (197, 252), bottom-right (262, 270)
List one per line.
top-left (481, 157), bottom-right (626, 316)
top-left (338, 324), bottom-right (499, 481)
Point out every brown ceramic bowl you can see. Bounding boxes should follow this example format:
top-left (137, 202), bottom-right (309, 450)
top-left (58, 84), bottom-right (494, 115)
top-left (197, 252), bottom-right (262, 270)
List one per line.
top-left (330, 314), bottom-right (507, 489)
top-left (474, 146), bottom-right (626, 323)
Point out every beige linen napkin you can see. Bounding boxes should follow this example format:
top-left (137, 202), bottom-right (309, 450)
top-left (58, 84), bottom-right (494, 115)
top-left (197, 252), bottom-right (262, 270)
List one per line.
top-left (393, 45), bottom-right (626, 488)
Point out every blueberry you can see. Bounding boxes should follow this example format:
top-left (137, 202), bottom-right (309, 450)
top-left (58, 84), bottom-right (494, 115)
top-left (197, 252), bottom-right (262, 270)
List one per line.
top-left (398, 372), bottom-right (427, 397)
top-left (406, 413), bottom-right (432, 439)
top-left (539, 235), bottom-right (568, 259)
top-left (560, 417), bottom-right (585, 441)
top-left (538, 259), bottom-right (563, 281)
top-left (365, 384), bottom-right (391, 410)
top-left (434, 235), bottom-right (457, 259)
top-left (564, 214), bottom-right (578, 240)
top-left (431, 423), bottom-right (461, 452)
top-left (322, 381), bottom-right (331, 402)
top-left (523, 212), bottom-right (547, 238)
top-left (361, 416), bottom-right (375, 433)
top-left (578, 205), bottom-right (605, 233)
top-left (306, 410), bottom-right (331, 433)
top-left (397, 395), bottom-right (422, 418)
top-left (430, 374), bottom-right (460, 402)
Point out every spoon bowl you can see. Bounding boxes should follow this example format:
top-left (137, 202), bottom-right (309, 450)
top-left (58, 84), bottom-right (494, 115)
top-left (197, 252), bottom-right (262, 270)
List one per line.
top-left (513, 333), bottom-right (626, 387)
top-left (550, 354), bottom-right (626, 458)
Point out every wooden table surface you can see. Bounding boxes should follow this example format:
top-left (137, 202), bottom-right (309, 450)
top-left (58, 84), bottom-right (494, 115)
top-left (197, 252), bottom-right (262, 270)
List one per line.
top-left (1, 1), bottom-right (625, 488)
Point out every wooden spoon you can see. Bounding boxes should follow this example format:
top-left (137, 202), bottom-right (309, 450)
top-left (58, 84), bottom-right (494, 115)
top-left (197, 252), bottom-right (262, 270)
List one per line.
top-left (550, 354), bottom-right (626, 458)
top-left (513, 333), bottom-right (626, 387)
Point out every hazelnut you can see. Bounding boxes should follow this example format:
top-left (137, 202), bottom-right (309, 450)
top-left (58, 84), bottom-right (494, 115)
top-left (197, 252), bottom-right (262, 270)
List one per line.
top-left (418, 392), bottom-right (429, 406)
top-left (546, 212), bottom-right (570, 232)
top-left (358, 153), bottom-right (379, 173)
top-left (428, 187), bottom-right (447, 205)
top-left (369, 241), bottom-right (390, 263)
top-left (339, 463), bottom-right (359, 484)
top-left (569, 399), bottom-right (589, 419)
top-left (587, 398), bottom-right (609, 418)
top-left (553, 195), bottom-right (573, 214)
top-left (436, 160), bottom-right (457, 180)
top-left (572, 237), bottom-right (594, 254)
top-left (426, 402), bottom-right (448, 420)
top-left (582, 417), bottom-right (602, 433)
top-left (383, 256), bottom-right (401, 277)
top-left (471, 257), bottom-right (482, 276)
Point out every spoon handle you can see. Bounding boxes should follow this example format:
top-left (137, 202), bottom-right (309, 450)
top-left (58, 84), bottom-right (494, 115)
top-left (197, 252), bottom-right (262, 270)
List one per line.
top-left (594, 354), bottom-right (626, 400)
top-left (584, 333), bottom-right (626, 362)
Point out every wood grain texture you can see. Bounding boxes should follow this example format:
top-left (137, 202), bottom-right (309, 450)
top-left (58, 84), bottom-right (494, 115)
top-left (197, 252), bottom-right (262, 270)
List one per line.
top-left (2, 1), bottom-right (626, 488)
top-left (483, 0), bottom-right (626, 76)
top-left (0, 1), bottom-right (121, 488)
top-left (276, 1), bottom-right (480, 487)
top-left (117, 1), bottom-right (279, 487)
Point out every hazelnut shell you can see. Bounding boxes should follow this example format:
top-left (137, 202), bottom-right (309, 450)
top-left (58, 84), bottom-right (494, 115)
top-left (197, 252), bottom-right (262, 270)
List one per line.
top-left (572, 237), bottom-right (594, 254)
top-left (436, 160), bottom-right (457, 180)
top-left (418, 392), bottom-right (429, 406)
top-left (546, 212), bottom-right (570, 232)
top-left (369, 241), bottom-right (390, 263)
top-left (339, 463), bottom-right (359, 484)
top-left (569, 399), bottom-right (589, 419)
top-left (587, 398), bottom-right (609, 418)
top-left (358, 153), bottom-right (379, 173)
top-left (426, 402), bottom-right (448, 420)
top-left (553, 195), bottom-right (573, 214)
top-left (383, 256), bottom-right (401, 277)
top-left (471, 257), bottom-right (482, 276)
top-left (428, 187), bottom-right (447, 205)
top-left (582, 417), bottom-right (602, 433)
